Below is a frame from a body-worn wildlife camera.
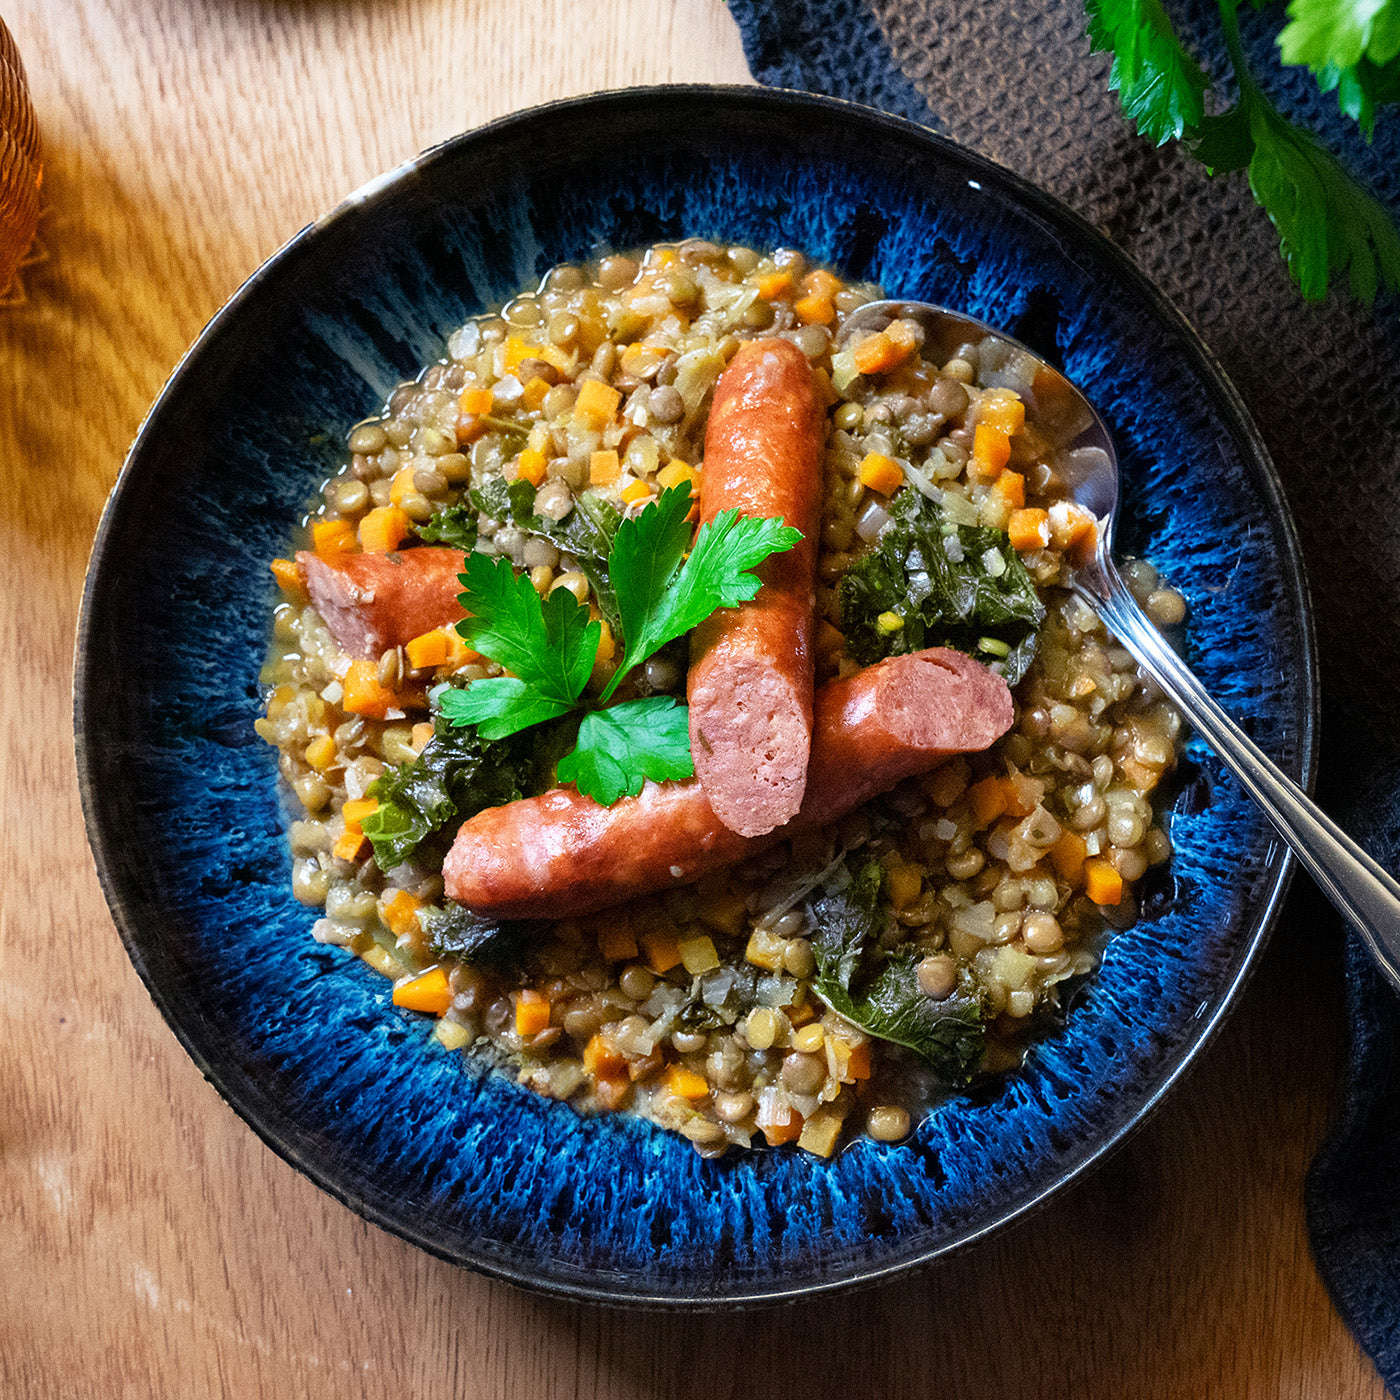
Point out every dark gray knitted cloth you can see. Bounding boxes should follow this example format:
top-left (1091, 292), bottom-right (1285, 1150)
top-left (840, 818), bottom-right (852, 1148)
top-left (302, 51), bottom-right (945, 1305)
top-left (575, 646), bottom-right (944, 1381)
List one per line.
top-left (729, 0), bottom-right (1400, 1385)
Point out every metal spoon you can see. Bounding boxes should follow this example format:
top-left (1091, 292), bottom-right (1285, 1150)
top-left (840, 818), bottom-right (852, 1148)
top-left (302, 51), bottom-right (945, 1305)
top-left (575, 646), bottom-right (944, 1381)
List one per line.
top-left (839, 299), bottom-right (1400, 989)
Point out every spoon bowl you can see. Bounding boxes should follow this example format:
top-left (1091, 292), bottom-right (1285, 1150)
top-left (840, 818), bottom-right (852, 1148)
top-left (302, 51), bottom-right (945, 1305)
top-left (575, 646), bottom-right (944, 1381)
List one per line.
top-left (842, 298), bottom-right (1400, 986)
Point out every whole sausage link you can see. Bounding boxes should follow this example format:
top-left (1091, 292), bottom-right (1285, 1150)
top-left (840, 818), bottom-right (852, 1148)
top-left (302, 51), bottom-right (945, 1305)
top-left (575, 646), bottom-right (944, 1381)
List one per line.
top-left (444, 649), bottom-right (1013, 919)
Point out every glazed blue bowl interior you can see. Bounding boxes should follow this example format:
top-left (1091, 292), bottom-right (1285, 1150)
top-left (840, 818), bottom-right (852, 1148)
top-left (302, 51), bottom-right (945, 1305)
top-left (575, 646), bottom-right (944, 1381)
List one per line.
top-left (75, 87), bottom-right (1314, 1305)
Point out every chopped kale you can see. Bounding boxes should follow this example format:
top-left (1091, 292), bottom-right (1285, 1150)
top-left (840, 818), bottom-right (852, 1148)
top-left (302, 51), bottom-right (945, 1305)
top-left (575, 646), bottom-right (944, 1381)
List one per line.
top-left (470, 477), bottom-right (623, 630)
top-left (839, 488), bottom-right (1045, 683)
top-left (807, 858), bottom-right (985, 1085)
top-left (360, 712), bottom-right (575, 870)
top-left (418, 902), bottom-right (542, 973)
top-left (414, 503), bottom-right (478, 553)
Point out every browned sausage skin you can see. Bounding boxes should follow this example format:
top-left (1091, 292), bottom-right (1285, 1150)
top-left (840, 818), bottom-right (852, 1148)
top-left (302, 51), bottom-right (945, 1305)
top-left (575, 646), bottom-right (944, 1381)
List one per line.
top-left (687, 338), bottom-right (824, 839)
top-left (296, 547), bottom-right (467, 660)
top-left (444, 649), bottom-right (1013, 920)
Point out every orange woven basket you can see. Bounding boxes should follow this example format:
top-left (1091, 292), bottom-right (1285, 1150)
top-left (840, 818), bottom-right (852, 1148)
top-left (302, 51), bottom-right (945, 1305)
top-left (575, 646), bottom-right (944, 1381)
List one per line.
top-left (0, 17), bottom-right (40, 297)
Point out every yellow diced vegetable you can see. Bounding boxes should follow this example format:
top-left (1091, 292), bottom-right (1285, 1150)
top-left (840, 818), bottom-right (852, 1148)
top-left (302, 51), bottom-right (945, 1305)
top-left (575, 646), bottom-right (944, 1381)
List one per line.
top-left (574, 379), bottom-right (622, 430)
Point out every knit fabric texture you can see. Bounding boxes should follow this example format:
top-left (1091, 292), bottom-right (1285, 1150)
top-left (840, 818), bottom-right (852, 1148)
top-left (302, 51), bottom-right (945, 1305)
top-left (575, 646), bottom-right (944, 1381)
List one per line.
top-left (727, 0), bottom-right (1400, 1386)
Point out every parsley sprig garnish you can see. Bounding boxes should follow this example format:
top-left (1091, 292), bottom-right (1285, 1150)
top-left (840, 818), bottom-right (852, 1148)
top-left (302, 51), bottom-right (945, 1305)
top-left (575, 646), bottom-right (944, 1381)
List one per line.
top-left (438, 484), bottom-right (801, 807)
top-left (1086, 0), bottom-right (1400, 303)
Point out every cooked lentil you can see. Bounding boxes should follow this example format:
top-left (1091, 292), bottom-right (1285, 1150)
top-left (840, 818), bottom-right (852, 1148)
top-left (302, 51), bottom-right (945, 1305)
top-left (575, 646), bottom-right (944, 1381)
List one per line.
top-left (259, 241), bottom-right (1187, 1157)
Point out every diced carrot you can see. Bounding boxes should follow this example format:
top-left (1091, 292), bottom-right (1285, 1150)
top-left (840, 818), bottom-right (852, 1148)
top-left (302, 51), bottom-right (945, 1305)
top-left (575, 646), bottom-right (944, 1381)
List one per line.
top-left (583, 1032), bottom-right (628, 1079)
top-left (979, 390), bottom-right (1026, 437)
top-left (521, 375), bottom-right (552, 411)
top-left (574, 379), bottom-right (622, 430)
top-left (665, 1064), bottom-right (710, 1100)
top-left (332, 828), bottom-right (367, 863)
top-left (972, 423), bottom-right (1012, 477)
top-left (341, 797), bottom-right (379, 831)
top-left (1007, 507), bottom-right (1051, 552)
top-left (843, 1038), bottom-right (873, 1082)
top-left (358, 504), bottom-right (411, 553)
top-left (404, 629), bottom-right (449, 670)
top-left (459, 386), bottom-right (494, 416)
top-left (514, 990), bottom-right (551, 1038)
top-left (1048, 501), bottom-right (1099, 565)
top-left (386, 465), bottom-right (416, 507)
top-left (994, 470), bottom-right (1026, 511)
top-left (756, 269), bottom-right (795, 301)
top-left (858, 451), bottom-right (904, 495)
top-left (311, 518), bottom-right (358, 558)
top-left (393, 965), bottom-right (451, 1015)
top-left (304, 735), bottom-right (336, 772)
top-left (620, 479), bottom-right (653, 506)
top-left (1084, 858), bottom-right (1124, 906)
top-left (801, 268), bottom-right (842, 299)
top-left (381, 889), bottom-right (422, 938)
top-left (793, 293), bottom-right (835, 326)
top-left (455, 412), bottom-right (486, 448)
top-left (853, 322), bottom-right (919, 375)
top-left (656, 460), bottom-right (697, 493)
top-left (269, 557), bottom-right (308, 600)
top-left (968, 774), bottom-right (1012, 827)
top-left (596, 923), bottom-right (639, 962)
top-left (341, 658), bottom-right (422, 719)
top-left (758, 1105), bottom-right (804, 1148)
top-left (515, 446), bottom-right (548, 487)
top-left (641, 928), bottom-right (682, 974)
top-left (410, 721), bottom-right (435, 750)
top-left (405, 628), bottom-right (480, 673)
top-left (1050, 829), bottom-right (1088, 884)
top-left (589, 449), bottom-right (621, 486)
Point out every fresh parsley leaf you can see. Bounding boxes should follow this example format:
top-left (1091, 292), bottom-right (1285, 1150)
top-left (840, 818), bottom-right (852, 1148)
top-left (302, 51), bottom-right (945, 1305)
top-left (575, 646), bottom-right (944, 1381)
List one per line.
top-left (838, 487), bottom-right (1044, 683)
top-left (806, 859), bottom-right (986, 1084)
top-left (600, 484), bottom-right (802, 700)
top-left (1244, 90), bottom-right (1400, 301)
top-left (454, 552), bottom-right (600, 705)
top-left (1085, 0), bottom-right (1210, 144)
top-left (414, 504), bottom-right (478, 552)
top-left (556, 696), bottom-right (694, 805)
top-left (1278, 0), bottom-right (1400, 73)
top-left (1314, 55), bottom-right (1400, 137)
top-left (438, 677), bottom-right (577, 740)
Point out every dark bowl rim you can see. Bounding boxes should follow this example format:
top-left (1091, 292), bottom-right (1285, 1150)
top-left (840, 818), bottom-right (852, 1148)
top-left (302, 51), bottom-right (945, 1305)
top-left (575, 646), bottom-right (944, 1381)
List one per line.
top-left (72, 82), bottom-right (1318, 1309)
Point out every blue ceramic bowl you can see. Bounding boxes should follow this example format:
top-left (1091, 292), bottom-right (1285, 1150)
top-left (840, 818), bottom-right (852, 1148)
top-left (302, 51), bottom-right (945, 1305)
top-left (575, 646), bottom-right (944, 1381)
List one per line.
top-left (75, 87), bottom-right (1315, 1305)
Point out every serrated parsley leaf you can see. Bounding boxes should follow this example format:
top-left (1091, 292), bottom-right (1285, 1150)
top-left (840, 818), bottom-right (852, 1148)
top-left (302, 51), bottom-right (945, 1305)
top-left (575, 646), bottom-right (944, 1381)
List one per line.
top-left (438, 678), bottom-right (576, 741)
top-left (601, 484), bottom-right (801, 700)
top-left (1243, 92), bottom-right (1400, 301)
top-left (1278, 0), bottom-right (1400, 72)
top-left (1085, 0), bottom-right (1210, 144)
top-left (556, 697), bottom-right (693, 806)
top-left (454, 552), bottom-right (600, 705)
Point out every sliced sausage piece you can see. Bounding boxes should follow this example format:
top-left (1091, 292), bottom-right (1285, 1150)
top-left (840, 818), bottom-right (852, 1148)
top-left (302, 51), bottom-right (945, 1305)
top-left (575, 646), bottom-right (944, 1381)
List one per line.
top-left (296, 547), bottom-right (467, 659)
top-left (688, 337), bottom-right (824, 838)
top-left (444, 649), bottom-right (1013, 919)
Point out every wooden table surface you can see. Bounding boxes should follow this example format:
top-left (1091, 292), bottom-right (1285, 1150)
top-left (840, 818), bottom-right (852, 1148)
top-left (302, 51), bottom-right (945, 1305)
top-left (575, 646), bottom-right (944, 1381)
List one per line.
top-left (0, 2), bottom-right (1387, 1395)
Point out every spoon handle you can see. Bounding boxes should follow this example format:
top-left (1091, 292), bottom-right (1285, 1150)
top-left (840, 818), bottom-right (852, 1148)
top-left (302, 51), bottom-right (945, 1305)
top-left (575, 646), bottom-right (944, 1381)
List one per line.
top-left (1086, 572), bottom-right (1400, 991)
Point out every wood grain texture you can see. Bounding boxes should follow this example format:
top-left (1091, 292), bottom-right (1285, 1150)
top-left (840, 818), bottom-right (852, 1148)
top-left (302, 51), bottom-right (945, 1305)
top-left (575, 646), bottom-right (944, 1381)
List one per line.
top-left (0, 1), bottom-right (1386, 1395)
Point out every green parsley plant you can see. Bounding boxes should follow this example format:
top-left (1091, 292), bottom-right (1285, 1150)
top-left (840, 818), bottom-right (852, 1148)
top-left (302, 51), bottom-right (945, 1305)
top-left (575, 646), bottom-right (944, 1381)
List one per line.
top-left (1085, 0), bottom-right (1400, 303)
top-left (439, 484), bottom-right (800, 807)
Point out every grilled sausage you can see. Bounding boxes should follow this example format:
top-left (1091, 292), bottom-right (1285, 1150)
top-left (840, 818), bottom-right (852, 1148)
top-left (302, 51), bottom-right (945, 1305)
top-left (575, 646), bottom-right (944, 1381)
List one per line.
top-left (296, 547), bottom-right (467, 659)
top-left (444, 649), bottom-right (1013, 919)
top-left (688, 338), bottom-right (824, 838)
